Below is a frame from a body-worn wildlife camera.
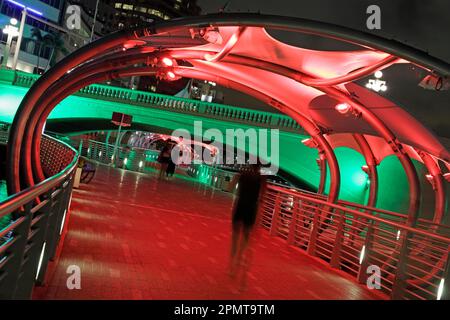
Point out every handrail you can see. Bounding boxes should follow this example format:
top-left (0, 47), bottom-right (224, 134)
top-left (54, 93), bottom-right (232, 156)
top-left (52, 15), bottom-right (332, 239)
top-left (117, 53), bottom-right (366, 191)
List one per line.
top-left (267, 183), bottom-right (450, 244)
top-left (270, 181), bottom-right (450, 233)
top-left (263, 183), bottom-right (450, 300)
top-left (0, 135), bottom-right (79, 218)
top-left (0, 133), bottom-right (79, 299)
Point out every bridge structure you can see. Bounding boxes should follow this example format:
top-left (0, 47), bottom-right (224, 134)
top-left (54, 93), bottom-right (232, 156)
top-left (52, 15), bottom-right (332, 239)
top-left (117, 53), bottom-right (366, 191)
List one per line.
top-left (0, 13), bottom-right (449, 300)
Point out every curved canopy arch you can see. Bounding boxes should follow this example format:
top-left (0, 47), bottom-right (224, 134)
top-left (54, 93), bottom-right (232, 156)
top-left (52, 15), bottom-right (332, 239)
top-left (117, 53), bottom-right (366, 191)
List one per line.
top-left (7, 13), bottom-right (450, 226)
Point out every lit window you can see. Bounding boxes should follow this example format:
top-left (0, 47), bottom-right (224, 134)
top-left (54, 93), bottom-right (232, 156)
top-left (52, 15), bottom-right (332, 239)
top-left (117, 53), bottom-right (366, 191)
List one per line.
top-left (115, 3), bottom-right (122, 9)
top-left (136, 6), bottom-right (147, 13)
top-left (122, 4), bottom-right (133, 10)
top-left (164, 15), bottom-right (170, 20)
top-left (174, 4), bottom-right (180, 10)
top-left (148, 8), bottom-right (163, 18)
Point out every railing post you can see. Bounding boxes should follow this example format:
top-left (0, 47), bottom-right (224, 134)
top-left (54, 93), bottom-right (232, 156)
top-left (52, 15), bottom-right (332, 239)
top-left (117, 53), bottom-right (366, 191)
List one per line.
top-left (197, 102), bottom-right (206, 113)
top-left (307, 204), bottom-right (321, 256)
top-left (357, 222), bottom-right (374, 284)
top-left (269, 193), bottom-right (282, 236)
top-left (15, 191), bottom-right (53, 298)
top-left (391, 231), bottom-right (412, 299)
top-left (440, 248), bottom-right (450, 300)
top-left (45, 180), bottom-right (72, 263)
top-left (287, 200), bottom-right (299, 245)
top-left (330, 210), bottom-right (345, 268)
top-left (0, 205), bottom-right (32, 299)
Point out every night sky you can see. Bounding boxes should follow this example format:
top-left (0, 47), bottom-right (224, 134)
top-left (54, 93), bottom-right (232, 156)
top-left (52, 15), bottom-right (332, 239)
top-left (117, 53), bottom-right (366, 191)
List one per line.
top-left (197, 0), bottom-right (450, 139)
top-left (198, 0), bottom-right (450, 60)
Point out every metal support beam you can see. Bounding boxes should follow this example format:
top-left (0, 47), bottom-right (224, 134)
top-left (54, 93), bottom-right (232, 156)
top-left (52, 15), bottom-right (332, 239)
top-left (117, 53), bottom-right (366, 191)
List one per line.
top-left (354, 134), bottom-right (379, 208)
top-left (417, 150), bottom-right (446, 225)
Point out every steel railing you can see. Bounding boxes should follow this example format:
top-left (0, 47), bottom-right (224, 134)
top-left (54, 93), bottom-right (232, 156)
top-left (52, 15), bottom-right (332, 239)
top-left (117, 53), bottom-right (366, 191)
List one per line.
top-left (79, 139), bottom-right (160, 172)
top-left (0, 134), bottom-right (78, 299)
top-left (270, 182), bottom-right (450, 238)
top-left (2, 69), bottom-right (304, 133)
top-left (261, 183), bottom-right (450, 300)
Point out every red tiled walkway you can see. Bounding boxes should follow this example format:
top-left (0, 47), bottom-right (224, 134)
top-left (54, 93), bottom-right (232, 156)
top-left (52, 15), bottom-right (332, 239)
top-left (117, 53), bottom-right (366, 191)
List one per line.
top-left (33, 164), bottom-right (381, 300)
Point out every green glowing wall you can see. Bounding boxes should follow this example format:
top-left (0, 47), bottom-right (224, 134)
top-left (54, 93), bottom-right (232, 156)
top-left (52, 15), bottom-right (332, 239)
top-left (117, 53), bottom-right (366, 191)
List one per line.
top-left (0, 82), bottom-right (445, 217)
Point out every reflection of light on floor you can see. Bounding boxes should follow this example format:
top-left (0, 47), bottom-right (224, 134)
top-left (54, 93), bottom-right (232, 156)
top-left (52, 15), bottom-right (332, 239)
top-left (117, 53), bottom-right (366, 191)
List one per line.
top-left (69, 229), bottom-right (118, 243)
top-left (59, 257), bottom-right (113, 277)
top-left (71, 210), bottom-right (113, 221)
top-left (134, 174), bottom-right (141, 189)
top-left (119, 169), bottom-right (126, 185)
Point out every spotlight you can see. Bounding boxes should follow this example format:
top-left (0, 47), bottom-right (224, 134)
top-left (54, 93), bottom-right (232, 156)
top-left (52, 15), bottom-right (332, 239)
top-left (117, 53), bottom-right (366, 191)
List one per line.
top-left (425, 174), bottom-right (436, 190)
top-left (361, 165), bottom-right (370, 174)
top-left (374, 70), bottom-right (383, 79)
top-left (335, 103), bottom-right (352, 114)
top-left (301, 138), bottom-right (318, 149)
top-left (167, 71), bottom-right (176, 80)
top-left (444, 173), bottom-right (450, 183)
top-left (162, 57), bottom-right (174, 67)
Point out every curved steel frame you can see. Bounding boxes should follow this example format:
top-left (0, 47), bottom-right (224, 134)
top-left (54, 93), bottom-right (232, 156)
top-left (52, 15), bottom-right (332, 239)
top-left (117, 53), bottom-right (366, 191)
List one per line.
top-left (7, 13), bottom-right (449, 229)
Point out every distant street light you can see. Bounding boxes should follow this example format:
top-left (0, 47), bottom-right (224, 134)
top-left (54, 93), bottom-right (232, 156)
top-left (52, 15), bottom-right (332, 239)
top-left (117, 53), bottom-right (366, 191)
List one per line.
top-left (1, 18), bottom-right (19, 68)
top-left (5, 0), bottom-right (43, 70)
top-left (366, 70), bottom-right (388, 92)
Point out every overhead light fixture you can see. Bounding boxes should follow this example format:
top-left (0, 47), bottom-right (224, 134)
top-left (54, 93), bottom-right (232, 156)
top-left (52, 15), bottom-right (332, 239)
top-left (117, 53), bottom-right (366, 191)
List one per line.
top-left (425, 174), bottom-right (436, 190)
top-left (201, 28), bottom-right (223, 44)
top-left (161, 57), bottom-right (174, 67)
top-left (374, 70), bottom-right (383, 78)
top-left (361, 165), bottom-right (370, 174)
top-left (167, 71), bottom-right (176, 80)
top-left (301, 138), bottom-right (318, 149)
top-left (444, 173), bottom-right (450, 182)
top-left (335, 102), bottom-right (352, 114)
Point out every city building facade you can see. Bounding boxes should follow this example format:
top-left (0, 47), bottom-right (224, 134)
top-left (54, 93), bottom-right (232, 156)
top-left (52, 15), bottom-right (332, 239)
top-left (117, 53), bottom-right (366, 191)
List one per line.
top-left (64, 0), bottom-right (202, 95)
top-left (0, 0), bottom-right (65, 73)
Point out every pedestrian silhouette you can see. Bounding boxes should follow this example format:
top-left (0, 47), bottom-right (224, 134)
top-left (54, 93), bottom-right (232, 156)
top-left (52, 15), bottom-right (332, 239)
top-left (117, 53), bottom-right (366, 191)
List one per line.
top-left (229, 164), bottom-right (266, 289)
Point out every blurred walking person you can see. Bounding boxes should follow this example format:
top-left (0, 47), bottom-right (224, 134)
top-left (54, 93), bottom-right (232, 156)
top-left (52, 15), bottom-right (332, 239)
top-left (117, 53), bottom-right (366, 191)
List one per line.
top-left (229, 164), bottom-right (266, 289)
top-left (157, 142), bottom-right (171, 179)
